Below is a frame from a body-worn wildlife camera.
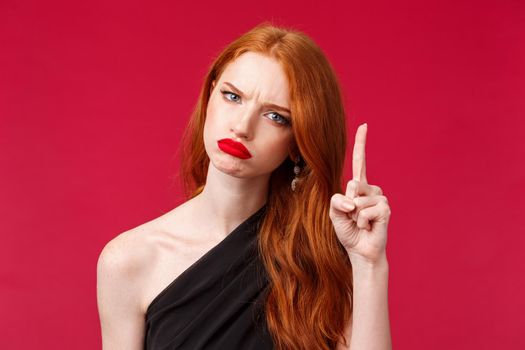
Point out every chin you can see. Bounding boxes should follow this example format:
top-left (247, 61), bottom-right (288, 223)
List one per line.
top-left (211, 155), bottom-right (246, 176)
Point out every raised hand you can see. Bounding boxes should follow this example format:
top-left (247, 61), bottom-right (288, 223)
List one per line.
top-left (329, 123), bottom-right (391, 265)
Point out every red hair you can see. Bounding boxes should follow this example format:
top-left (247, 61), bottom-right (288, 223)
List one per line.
top-left (176, 22), bottom-right (353, 349)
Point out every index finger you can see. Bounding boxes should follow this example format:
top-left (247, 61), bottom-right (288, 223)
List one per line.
top-left (352, 123), bottom-right (368, 183)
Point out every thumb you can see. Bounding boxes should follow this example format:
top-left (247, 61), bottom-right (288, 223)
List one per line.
top-left (330, 193), bottom-right (355, 221)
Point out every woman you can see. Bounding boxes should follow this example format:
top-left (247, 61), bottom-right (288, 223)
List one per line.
top-left (97, 22), bottom-right (392, 350)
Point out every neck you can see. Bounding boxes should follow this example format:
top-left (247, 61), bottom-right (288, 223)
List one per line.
top-left (192, 163), bottom-right (269, 238)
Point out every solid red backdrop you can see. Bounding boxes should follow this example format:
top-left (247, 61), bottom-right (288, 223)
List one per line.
top-left (1, 0), bottom-right (524, 349)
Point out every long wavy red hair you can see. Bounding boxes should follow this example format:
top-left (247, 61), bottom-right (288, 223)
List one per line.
top-left (176, 22), bottom-right (353, 349)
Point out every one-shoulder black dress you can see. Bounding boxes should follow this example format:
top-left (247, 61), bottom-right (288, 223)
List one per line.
top-left (144, 204), bottom-right (275, 350)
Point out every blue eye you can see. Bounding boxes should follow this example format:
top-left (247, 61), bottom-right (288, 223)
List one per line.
top-left (220, 89), bottom-right (291, 126)
top-left (220, 90), bottom-right (241, 102)
top-left (266, 112), bottom-right (291, 126)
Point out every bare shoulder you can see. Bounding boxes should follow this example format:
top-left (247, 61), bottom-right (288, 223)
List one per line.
top-left (96, 222), bottom-right (157, 349)
top-left (97, 220), bottom-right (159, 280)
top-left (97, 225), bottom-right (153, 288)
top-left (96, 203), bottom-right (191, 349)
top-left (97, 205), bottom-right (186, 312)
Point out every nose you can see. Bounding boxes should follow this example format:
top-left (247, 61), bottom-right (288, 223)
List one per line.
top-left (231, 107), bottom-right (258, 140)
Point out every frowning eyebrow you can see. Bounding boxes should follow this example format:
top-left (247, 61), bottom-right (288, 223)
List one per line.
top-left (223, 81), bottom-right (291, 115)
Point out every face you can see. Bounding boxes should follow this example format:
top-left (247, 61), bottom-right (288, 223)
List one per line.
top-left (203, 51), bottom-right (296, 178)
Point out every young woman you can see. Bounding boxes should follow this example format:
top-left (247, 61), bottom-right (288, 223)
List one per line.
top-left (97, 22), bottom-right (392, 350)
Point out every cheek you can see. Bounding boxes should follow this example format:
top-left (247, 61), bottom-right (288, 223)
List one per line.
top-left (205, 98), bottom-right (230, 131)
top-left (203, 104), bottom-right (218, 152)
top-left (256, 131), bottom-right (293, 165)
top-left (204, 100), bottom-right (223, 138)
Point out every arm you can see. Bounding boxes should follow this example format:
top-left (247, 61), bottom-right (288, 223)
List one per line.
top-left (337, 253), bottom-right (392, 350)
top-left (97, 238), bottom-right (147, 350)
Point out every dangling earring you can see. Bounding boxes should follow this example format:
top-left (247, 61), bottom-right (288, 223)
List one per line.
top-left (291, 156), bottom-right (302, 192)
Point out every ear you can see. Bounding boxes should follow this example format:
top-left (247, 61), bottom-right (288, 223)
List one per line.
top-left (210, 80), bottom-right (216, 94)
top-left (288, 142), bottom-right (300, 163)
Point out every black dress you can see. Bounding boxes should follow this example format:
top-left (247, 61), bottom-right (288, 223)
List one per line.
top-left (144, 204), bottom-right (275, 350)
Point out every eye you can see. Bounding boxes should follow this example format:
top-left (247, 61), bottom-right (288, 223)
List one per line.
top-left (266, 112), bottom-right (291, 126)
top-left (220, 89), bottom-right (241, 103)
top-left (220, 89), bottom-right (291, 126)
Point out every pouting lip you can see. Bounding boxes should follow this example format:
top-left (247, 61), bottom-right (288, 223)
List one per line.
top-left (217, 138), bottom-right (252, 158)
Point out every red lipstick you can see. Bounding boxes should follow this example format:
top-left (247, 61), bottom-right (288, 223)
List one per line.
top-left (217, 138), bottom-right (252, 159)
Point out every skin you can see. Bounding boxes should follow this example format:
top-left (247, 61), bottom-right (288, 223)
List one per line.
top-left (329, 123), bottom-right (391, 264)
top-left (330, 123), bottom-right (393, 349)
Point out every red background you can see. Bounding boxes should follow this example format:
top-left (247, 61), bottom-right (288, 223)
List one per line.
top-left (1, 0), bottom-right (524, 348)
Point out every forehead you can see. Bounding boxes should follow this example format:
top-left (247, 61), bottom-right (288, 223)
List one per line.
top-left (218, 52), bottom-right (290, 107)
